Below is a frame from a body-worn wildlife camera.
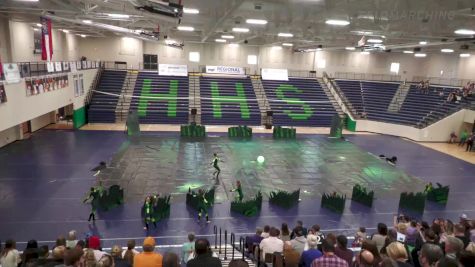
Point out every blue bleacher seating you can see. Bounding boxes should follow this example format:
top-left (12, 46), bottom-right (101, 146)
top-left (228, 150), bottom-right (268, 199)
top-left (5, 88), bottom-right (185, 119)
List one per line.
top-left (88, 70), bottom-right (126, 123)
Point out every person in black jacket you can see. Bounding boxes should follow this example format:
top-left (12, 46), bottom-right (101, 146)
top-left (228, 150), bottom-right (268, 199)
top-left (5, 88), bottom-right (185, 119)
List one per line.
top-left (187, 239), bottom-right (222, 267)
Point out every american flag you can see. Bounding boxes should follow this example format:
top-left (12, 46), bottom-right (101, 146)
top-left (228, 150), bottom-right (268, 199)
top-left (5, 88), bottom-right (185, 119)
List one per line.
top-left (40, 17), bottom-right (53, 61)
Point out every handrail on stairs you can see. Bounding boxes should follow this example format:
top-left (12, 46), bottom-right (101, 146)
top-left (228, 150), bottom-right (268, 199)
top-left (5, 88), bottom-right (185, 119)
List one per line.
top-left (239, 236), bottom-right (245, 260)
top-left (230, 232), bottom-right (235, 260)
top-left (224, 230), bottom-right (228, 260)
top-left (219, 228), bottom-right (222, 254)
top-left (214, 225), bottom-right (218, 249)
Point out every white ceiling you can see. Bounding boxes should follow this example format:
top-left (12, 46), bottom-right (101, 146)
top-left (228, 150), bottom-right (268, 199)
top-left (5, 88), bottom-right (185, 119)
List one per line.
top-left (1, 0), bottom-right (475, 53)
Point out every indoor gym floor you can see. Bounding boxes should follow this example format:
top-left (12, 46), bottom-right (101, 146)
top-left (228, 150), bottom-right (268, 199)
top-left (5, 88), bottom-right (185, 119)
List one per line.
top-left (0, 129), bottom-right (474, 251)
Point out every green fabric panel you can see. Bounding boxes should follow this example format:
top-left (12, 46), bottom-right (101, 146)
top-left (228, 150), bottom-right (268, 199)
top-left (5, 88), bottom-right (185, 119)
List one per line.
top-left (346, 114), bottom-right (357, 132)
top-left (73, 106), bottom-right (86, 129)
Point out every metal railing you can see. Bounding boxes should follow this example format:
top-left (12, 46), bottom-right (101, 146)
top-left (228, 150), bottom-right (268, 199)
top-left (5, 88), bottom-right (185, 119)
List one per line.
top-left (287, 69), bottom-right (317, 78)
top-left (412, 76), bottom-right (469, 87)
top-left (322, 72), bottom-right (358, 120)
top-left (84, 66), bottom-right (104, 106)
top-left (332, 72), bottom-right (401, 82)
top-left (0, 61), bottom-right (101, 80)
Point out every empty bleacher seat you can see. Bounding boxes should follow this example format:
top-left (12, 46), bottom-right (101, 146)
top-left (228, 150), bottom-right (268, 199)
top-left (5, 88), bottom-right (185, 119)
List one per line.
top-left (88, 70), bottom-right (126, 123)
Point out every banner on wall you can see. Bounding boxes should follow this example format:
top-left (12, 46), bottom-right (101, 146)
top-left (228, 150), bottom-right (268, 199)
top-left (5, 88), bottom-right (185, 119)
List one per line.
top-left (3, 63), bottom-right (21, 84)
top-left (70, 61), bottom-right (77, 73)
top-left (261, 68), bottom-right (289, 81)
top-left (25, 74), bottom-right (69, 97)
top-left (87, 61), bottom-right (92, 69)
top-left (76, 61), bottom-right (82, 70)
top-left (79, 73), bottom-right (84, 95)
top-left (62, 62), bottom-right (70, 72)
top-left (0, 83), bottom-right (7, 104)
top-left (205, 65), bottom-right (245, 75)
top-left (47, 62), bottom-right (55, 73)
top-left (55, 62), bottom-right (62, 72)
top-left (73, 74), bottom-right (79, 97)
top-left (40, 16), bottom-right (53, 61)
top-left (158, 64), bottom-right (188, 76)
top-left (81, 61), bottom-right (87, 69)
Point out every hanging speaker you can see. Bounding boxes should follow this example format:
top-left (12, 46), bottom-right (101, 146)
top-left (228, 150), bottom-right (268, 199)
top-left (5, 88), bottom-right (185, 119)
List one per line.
top-left (191, 109), bottom-right (197, 115)
top-left (266, 111), bottom-right (274, 116)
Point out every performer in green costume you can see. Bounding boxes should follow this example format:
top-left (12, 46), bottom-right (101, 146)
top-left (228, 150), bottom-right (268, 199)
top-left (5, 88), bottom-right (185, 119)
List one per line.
top-left (230, 180), bottom-right (243, 202)
top-left (83, 187), bottom-right (100, 222)
top-left (195, 189), bottom-right (210, 223)
top-left (142, 196), bottom-right (157, 230)
top-left (211, 153), bottom-right (223, 180)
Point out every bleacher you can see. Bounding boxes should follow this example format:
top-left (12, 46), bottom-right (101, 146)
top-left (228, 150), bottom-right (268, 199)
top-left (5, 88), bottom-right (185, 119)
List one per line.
top-left (87, 70), bottom-right (126, 123)
top-left (262, 78), bottom-right (337, 127)
top-left (200, 76), bottom-right (262, 125)
top-left (129, 72), bottom-right (189, 124)
top-left (335, 80), bottom-right (400, 122)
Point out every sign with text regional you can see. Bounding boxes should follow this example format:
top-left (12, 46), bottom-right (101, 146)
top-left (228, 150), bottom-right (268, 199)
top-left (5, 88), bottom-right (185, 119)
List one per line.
top-left (206, 65), bottom-right (245, 75)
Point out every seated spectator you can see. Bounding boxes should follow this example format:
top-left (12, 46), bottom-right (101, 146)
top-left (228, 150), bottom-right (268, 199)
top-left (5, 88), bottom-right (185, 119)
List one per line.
top-left (122, 240), bottom-right (139, 266)
top-left (36, 245), bottom-right (50, 266)
top-left (449, 132), bottom-right (457, 144)
top-left (44, 246), bottom-right (66, 267)
top-left (64, 248), bottom-right (84, 267)
top-left (406, 221), bottom-right (418, 247)
top-left (111, 245), bottom-right (130, 267)
top-left (66, 230), bottom-right (78, 249)
top-left (458, 250), bottom-right (475, 267)
top-left (353, 250), bottom-right (375, 267)
top-left (335, 235), bottom-right (353, 266)
top-left (98, 254), bottom-right (113, 267)
top-left (372, 223), bottom-right (388, 252)
top-left (299, 235), bottom-right (322, 267)
top-left (284, 242), bottom-right (300, 267)
top-left (182, 233), bottom-right (195, 264)
top-left (444, 236), bottom-right (464, 261)
top-left (471, 221), bottom-right (475, 243)
top-left (245, 228), bottom-right (263, 254)
top-left (455, 224), bottom-right (470, 249)
top-left (353, 227), bottom-right (367, 247)
top-left (291, 226), bottom-right (307, 255)
top-left (83, 248), bottom-right (97, 267)
top-left (386, 242), bottom-right (411, 267)
top-left (360, 240), bottom-right (382, 267)
top-left (311, 239), bottom-right (348, 267)
top-left (281, 223), bottom-right (291, 242)
top-left (260, 227), bottom-right (284, 261)
top-left (412, 229), bottom-right (438, 267)
top-left (87, 236), bottom-right (106, 262)
top-left (22, 239), bottom-right (39, 267)
top-left (76, 240), bottom-right (86, 251)
top-left (0, 239), bottom-right (21, 267)
top-left (55, 236), bottom-right (67, 249)
top-left (435, 256), bottom-right (458, 267)
top-left (134, 237), bottom-right (163, 267)
top-left (163, 252), bottom-right (180, 267)
top-left (418, 243), bottom-right (443, 267)
top-left (186, 239), bottom-right (221, 267)
top-left (291, 221), bottom-right (308, 239)
top-left (262, 225), bottom-right (271, 238)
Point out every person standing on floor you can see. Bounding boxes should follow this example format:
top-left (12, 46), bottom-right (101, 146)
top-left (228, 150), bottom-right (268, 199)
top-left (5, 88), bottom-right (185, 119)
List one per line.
top-left (466, 134), bottom-right (474, 152)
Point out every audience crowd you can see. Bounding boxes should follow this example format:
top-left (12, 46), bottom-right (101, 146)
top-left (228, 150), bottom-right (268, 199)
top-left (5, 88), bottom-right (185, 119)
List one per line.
top-left (1, 215), bottom-right (474, 267)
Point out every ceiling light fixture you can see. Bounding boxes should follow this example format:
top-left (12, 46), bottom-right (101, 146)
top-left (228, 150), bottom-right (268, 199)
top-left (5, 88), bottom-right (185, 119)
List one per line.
top-left (80, 34), bottom-right (86, 38)
top-left (177, 26), bottom-right (194, 31)
top-left (33, 28), bottom-right (39, 31)
top-left (460, 53), bottom-right (471, 58)
top-left (229, 43), bottom-right (239, 48)
top-left (272, 46), bottom-right (282, 50)
top-left (278, 33), bottom-right (293, 37)
top-left (441, 48), bottom-right (454, 53)
top-left (345, 47), bottom-right (356, 51)
top-left (419, 41), bottom-right (428, 45)
top-left (183, 8), bottom-right (199, 14)
top-left (62, 29), bottom-right (69, 33)
top-left (367, 39), bottom-right (383, 43)
top-left (282, 43), bottom-right (293, 47)
top-left (36, 23), bottom-right (42, 27)
top-left (360, 51), bottom-right (370, 55)
top-left (454, 29), bottom-right (475, 35)
top-left (403, 50), bottom-right (414, 54)
top-left (221, 35), bottom-right (234, 39)
top-left (83, 20), bottom-right (92, 24)
top-left (107, 13), bottom-right (130, 19)
top-left (414, 53), bottom-right (427, 57)
top-left (16, 0), bottom-right (39, 2)
top-left (165, 39), bottom-right (176, 45)
top-left (232, 27), bottom-right (249, 33)
top-left (325, 19), bottom-right (350, 26)
top-left (246, 19), bottom-right (268, 25)
top-left (215, 39), bottom-right (226, 43)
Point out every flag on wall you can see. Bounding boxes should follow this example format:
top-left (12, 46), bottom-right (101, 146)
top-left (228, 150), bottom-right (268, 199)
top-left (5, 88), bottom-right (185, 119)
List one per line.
top-left (40, 17), bottom-right (53, 61)
top-left (0, 56), bottom-right (3, 79)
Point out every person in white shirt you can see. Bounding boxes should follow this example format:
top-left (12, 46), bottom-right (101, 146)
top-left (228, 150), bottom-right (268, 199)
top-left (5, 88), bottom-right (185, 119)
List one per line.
top-left (260, 227), bottom-right (284, 261)
top-left (0, 240), bottom-right (21, 267)
top-left (261, 225), bottom-right (271, 239)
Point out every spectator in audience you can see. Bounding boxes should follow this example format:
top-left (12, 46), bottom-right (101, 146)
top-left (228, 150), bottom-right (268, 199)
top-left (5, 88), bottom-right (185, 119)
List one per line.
top-left (291, 226), bottom-right (307, 255)
top-left (300, 235), bottom-right (322, 267)
top-left (435, 256), bottom-right (458, 267)
top-left (372, 223), bottom-right (388, 252)
top-left (335, 235), bottom-right (353, 266)
top-left (326, 233), bottom-right (337, 245)
top-left (284, 242), bottom-right (300, 267)
top-left (406, 221), bottom-right (419, 247)
top-left (55, 236), bottom-right (67, 249)
top-left (163, 252), bottom-right (180, 267)
top-left (311, 239), bottom-right (348, 267)
top-left (123, 240), bottom-right (139, 265)
top-left (245, 228), bottom-right (263, 254)
top-left (353, 227), bottom-right (367, 247)
top-left (470, 221), bottom-right (475, 243)
top-left (260, 227), bottom-right (284, 261)
top-left (36, 245), bottom-right (50, 266)
top-left (458, 250), bottom-right (475, 267)
top-left (22, 239), bottom-right (39, 266)
top-left (353, 250), bottom-right (375, 267)
top-left (386, 242), bottom-right (411, 267)
top-left (111, 245), bottom-right (130, 267)
top-left (63, 248), bottom-right (84, 267)
top-left (134, 237), bottom-right (163, 267)
top-left (0, 239), bottom-right (21, 267)
top-left (444, 236), bottom-right (464, 261)
top-left (309, 225), bottom-right (325, 251)
top-left (449, 132), bottom-right (457, 144)
top-left (291, 221), bottom-right (308, 239)
top-left (98, 254), bottom-right (113, 267)
top-left (418, 243), bottom-right (443, 267)
top-left (187, 239), bottom-right (221, 267)
top-left (412, 229), bottom-right (438, 267)
top-left (76, 240), bottom-right (86, 251)
top-left (83, 248), bottom-right (97, 267)
top-left (359, 240), bottom-right (382, 267)
top-left (182, 232), bottom-right (195, 264)
top-left (66, 230), bottom-right (78, 249)
top-left (45, 245), bottom-right (66, 267)
top-left (87, 236), bottom-right (106, 262)
top-left (440, 220), bottom-right (455, 244)
top-left (281, 223), bottom-right (291, 242)
top-left (262, 225), bottom-right (271, 238)
top-left (455, 224), bottom-right (471, 249)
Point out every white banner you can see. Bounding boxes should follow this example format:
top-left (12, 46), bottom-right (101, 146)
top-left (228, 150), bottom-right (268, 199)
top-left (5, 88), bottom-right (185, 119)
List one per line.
top-left (261, 68), bottom-right (289, 81)
top-left (62, 62), bottom-right (70, 71)
top-left (206, 65), bottom-right (245, 75)
top-left (47, 62), bottom-right (55, 73)
top-left (158, 64), bottom-right (188, 76)
top-left (3, 63), bottom-right (21, 84)
top-left (70, 61), bottom-right (77, 73)
top-left (55, 62), bottom-right (62, 72)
